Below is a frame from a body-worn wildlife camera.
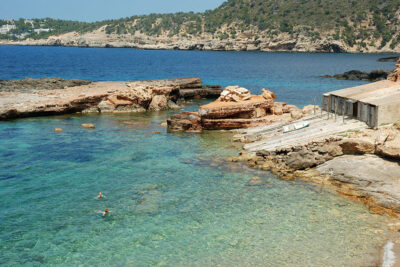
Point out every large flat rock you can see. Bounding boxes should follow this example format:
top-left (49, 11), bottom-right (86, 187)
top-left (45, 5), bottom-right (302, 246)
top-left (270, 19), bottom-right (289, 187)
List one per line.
top-left (0, 78), bottom-right (221, 120)
top-left (199, 95), bottom-right (273, 119)
top-left (317, 155), bottom-right (400, 212)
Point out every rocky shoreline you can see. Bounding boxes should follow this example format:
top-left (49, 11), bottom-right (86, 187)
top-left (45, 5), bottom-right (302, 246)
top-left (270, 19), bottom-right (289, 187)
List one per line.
top-left (226, 114), bottom-right (400, 216)
top-left (322, 69), bottom-right (392, 82)
top-left (0, 78), bottom-right (221, 120)
top-left (0, 29), bottom-right (399, 53)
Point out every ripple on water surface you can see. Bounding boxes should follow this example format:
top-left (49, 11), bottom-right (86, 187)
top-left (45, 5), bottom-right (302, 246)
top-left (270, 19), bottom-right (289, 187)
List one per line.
top-left (0, 110), bottom-right (389, 266)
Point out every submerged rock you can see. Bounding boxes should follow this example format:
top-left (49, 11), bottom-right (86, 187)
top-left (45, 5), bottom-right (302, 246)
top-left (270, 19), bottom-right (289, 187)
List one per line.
top-left (135, 190), bottom-right (162, 214)
top-left (246, 176), bottom-right (266, 186)
top-left (81, 123), bottom-right (96, 129)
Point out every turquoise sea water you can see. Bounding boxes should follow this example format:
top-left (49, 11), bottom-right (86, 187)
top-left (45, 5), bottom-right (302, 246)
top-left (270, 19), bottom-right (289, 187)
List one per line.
top-left (0, 107), bottom-right (390, 266)
top-left (0, 47), bottom-right (398, 266)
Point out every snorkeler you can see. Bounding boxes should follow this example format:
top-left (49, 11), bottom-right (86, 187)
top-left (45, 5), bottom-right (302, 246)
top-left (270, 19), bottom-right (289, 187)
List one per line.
top-left (95, 192), bottom-right (106, 199)
top-left (96, 209), bottom-right (112, 216)
top-left (102, 209), bottom-right (111, 216)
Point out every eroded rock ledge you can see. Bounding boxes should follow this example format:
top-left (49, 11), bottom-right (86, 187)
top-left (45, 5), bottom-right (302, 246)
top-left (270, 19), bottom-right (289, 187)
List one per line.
top-left (0, 78), bottom-right (221, 120)
top-left (167, 86), bottom-right (300, 132)
top-left (231, 122), bottom-right (400, 216)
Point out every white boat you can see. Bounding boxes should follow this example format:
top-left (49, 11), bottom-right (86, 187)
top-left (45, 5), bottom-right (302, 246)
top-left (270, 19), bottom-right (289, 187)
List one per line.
top-left (283, 121), bottom-right (310, 133)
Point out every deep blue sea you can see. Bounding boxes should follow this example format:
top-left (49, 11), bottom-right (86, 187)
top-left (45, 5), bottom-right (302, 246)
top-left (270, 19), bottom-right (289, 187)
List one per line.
top-left (0, 46), bottom-right (398, 266)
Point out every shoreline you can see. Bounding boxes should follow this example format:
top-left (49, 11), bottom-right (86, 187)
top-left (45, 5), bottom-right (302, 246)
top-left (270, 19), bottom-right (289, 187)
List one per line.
top-left (0, 78), bottom-right (221, 120)
top-left (0, 43), bottom-right (399, 55)
top-left (224, 119), bottom-right (400, 266)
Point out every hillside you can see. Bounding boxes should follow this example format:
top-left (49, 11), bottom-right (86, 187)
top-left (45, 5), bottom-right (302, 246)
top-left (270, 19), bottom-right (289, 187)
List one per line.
top-left (1, 0), bottom-right (400, 52)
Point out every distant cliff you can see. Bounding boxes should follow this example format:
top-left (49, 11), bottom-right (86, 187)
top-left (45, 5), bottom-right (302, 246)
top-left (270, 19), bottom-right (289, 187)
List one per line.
top-left (1, 0), bottom-right (400, 53)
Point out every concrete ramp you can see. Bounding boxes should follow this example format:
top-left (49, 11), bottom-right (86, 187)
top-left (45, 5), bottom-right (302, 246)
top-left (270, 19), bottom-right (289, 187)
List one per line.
top-left (243, 115), bottom-right (368, 152)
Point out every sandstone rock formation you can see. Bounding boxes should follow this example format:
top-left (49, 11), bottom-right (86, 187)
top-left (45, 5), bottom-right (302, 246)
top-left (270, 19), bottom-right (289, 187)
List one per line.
top-left (0, 78), bottom-right (222, 120)
top-left (168, 86), bottom-right (294, 131)
top-left (218, 86), bottom-right (251, 102)
top-left (167, 111), bottom-right (202, 132)
top-left (237, 122), bottom-right (400, 215)
top-left (261, 89), bottom-right (277, 101)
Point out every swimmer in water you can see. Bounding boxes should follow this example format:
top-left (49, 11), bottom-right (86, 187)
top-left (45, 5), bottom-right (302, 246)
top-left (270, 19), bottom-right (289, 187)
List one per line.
top-left (96, 209), bottom-right (112, 216)
top-left (102, 209), bottom-right (111, 216)
top-left (95, 192), bottom-right (106, 199)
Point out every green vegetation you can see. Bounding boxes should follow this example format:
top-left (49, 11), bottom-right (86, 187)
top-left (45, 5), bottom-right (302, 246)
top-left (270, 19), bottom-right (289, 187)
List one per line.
top-left (1, 0), bottom-right (400, 49)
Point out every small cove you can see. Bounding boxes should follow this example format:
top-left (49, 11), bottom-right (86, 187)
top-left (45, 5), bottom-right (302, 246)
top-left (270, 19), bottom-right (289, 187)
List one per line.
top-left (0, 46), bottom-right (399, 266)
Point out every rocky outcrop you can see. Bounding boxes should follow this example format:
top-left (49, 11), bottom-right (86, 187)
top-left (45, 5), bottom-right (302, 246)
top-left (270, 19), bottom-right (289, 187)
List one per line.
top-left (235, 122), bottom-right (400, 215)
top-left (167, 86), bottom-right (295, 132)
top-left (167, 111), bottom-right (202, 132)
top-left (377, 56), bottom-right (399, 62)
top-left (218, 86), bottom-right (251, 102)
top-left (1, 27), bottom-right (396, 53)
top-left (323, 69), bottom-right (392, 82)
top-left (0, 78), bottom-right (222, 120)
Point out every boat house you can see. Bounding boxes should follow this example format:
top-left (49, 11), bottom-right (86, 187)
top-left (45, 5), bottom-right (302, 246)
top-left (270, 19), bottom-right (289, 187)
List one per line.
top-left (322, 79), bottom-right (400, 127)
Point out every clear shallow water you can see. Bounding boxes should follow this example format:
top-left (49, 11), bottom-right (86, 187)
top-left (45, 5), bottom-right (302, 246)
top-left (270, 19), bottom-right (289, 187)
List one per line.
top-left (0, 107), bottom-right (389, 266)
top-left (0, 45), bottom-right (397, 107)
top-left (0, 47), bottom-right (397, 266)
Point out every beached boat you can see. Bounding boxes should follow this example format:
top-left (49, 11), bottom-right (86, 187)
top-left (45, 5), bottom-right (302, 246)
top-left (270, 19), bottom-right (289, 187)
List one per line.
top-left (283, 121), bottom-right (310, 133)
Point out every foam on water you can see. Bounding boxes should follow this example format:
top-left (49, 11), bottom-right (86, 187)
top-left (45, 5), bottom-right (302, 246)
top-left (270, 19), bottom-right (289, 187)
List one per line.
top-left (0, 107), bottom-right (388, 266)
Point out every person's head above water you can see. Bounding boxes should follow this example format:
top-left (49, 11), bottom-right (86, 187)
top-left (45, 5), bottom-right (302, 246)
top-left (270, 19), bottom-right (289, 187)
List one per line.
top-left (105, 208), bottom-right (109, 212)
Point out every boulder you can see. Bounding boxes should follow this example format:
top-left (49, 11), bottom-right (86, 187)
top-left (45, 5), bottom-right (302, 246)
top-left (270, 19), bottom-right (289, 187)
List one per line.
top-left (286, 150), bottom-right (318, 170)
top-left (218, 86), bottom-right (251, 102)
top-left (290, 108), bottom-right (303, 120)
top-left (272, 102), bottom-right (284, 115)
top-left (302, 105), bottom-right (321, 115)
top-left (282, 104), bottom-right (297, 113)
top-left (167, 100), bottom-right (181, 109)
top-left (261, 89), bottom-right (277, 101)
top-left (376, 134), bottom-right (400, 159)
top-left (81, 123), bottom-right (96, 129)
top-left (317, 143), bottom-right (343, 157)
top-left (148, 95), bottom-right (169, 111)
top-left (167, 111), bottom-right (202, 132)
top-left (339, 138), bottom-right (375, 154)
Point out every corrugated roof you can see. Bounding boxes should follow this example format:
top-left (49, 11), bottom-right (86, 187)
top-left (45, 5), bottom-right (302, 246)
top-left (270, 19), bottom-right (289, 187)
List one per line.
top-left (326, 80), bottom-right (400, 103)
